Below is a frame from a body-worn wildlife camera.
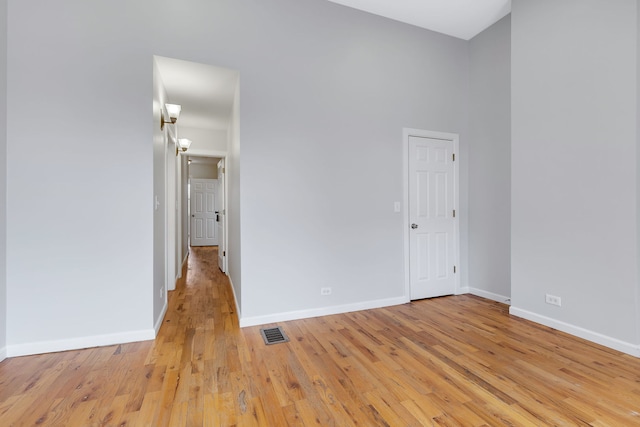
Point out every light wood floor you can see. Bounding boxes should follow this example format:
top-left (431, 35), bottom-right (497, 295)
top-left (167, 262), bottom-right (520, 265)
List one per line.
top-left (1, 247), bottom-right (640, 426)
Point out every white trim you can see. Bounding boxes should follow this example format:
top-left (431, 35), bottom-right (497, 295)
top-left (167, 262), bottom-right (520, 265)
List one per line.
top-left (217, 158), bottom-right (227, 274)
top-left (176, 155), bottom-right (183, 280)
top-left (154, 299), bottom-right (168, 335)
top-left (0, 345), bottom-right (6, 362)
top-left (181, 251), bottom-right (189, 270)
top-left (239, 296), bottom-right (409, 328)
top-left (166, 127), bottom-right (177, 292)
top-left (183, 149), bottom-right (227, 158)
top-left (6, 329), bottom-right (156, 358)
top-left (469, 288), bottom-right (511, 305)
top-left (228, 276), bottom-right (241, 321)
top-left (403, 128), bottom-right (461, 301)
top-left (510, 306), bottom-right (640, 358)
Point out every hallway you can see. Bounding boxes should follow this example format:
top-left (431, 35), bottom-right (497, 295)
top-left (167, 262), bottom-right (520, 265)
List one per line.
top-left (1, 247), bottom-right (640, 425)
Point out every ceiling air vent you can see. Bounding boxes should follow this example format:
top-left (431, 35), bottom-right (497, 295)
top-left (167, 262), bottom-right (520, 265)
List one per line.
top-left (260, 326), bottom-right (289, 345)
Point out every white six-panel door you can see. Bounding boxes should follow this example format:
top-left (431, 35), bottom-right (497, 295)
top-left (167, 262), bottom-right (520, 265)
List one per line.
top-left (190, 179), bottom-right (218, 246)
top-left (408, 134), bottom-right (457, 299)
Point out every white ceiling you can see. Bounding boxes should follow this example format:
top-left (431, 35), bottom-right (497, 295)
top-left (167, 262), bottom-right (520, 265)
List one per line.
top-left (155, 56), bottom-right (238, 131)
top-left (326, 0), bottom-right (511, 40)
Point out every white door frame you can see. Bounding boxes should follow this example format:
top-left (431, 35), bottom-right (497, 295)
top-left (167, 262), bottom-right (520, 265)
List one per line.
top-left (184, 152), bottom-right (229, 272)
top-left (402, 128), bottom-right (461, 300)
top-left (190, 178), bottom-right (219, 246)
top-left (217, 159), bottom-right (227, 273)
top-left (165, 126), bottom-right (178, 292)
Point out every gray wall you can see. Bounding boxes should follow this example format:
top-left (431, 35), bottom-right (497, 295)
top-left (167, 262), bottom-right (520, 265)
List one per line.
top-left (153, 58), bottom-right (168, 329)
top-left (511, 0), bottom-right (639, 347)
top-left (637, 1), bottom-right (640, 344)
top-left (468, 15), bottom-right (511, 301)
top-left (7, 2), bottom-right (155, 352)
top-left (6, 0), bottom-right (638, 356)
top-left (237, 1), bottom-right (469, 320)
top-left (0, 0), bottom-right (6, 358)
top-left (4, 0), bottom-right (469, 352)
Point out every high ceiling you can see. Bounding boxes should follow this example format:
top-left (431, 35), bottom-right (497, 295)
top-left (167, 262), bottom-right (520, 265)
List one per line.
top-left (326, 0), bottom-right (511, 40)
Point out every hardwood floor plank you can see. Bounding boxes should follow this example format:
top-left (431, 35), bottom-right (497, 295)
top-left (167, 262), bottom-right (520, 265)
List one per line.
top-left (2, 246), bottom-right (640, 426)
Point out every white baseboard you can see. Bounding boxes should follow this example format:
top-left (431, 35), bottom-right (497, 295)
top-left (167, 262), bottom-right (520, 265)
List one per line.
top-left (0, 345), bottom-right (6, 363)
top-left (6, 328), bottom-right (156, 358)
top-left (228, 277), bottom-right (241, 319)
top-left (239, 296), bottom-right (409, 328)
top-left (456, 286), bottom-right (470, 295)
top-left (154, 300), bottom-right (168, 335)
top-left (469, 288), bottom-right (511, 305)
top-left (178, 252), bottom-right (189, 279)
top-left (510, 306), bottom-right (640, 358)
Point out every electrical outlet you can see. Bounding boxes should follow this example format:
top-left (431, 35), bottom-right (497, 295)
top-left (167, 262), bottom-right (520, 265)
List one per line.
top-left (320, 287), bottom-right (332, 296)
top-left (545, 294), bottom-right (561, 306)
top-left (160, 287), bottom-right (165, 299)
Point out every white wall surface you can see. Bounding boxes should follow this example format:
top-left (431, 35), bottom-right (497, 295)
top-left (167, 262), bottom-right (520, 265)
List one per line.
top-left (0, 0), bottom-right (7, 360)
top-left (468, 15), bottom-right (511, 302)
top-left (511, 0), bottom-right (639, 351)
top-left (5, 0), bottom-right (470, 353)
top-left (189, 163), bottom-right (218, 179)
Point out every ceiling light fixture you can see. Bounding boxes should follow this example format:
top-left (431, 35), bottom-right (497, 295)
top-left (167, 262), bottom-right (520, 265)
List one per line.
top-left (177, 138), bottom-right (192, 155)
top-left (161, 103), bottom-right (181, 130)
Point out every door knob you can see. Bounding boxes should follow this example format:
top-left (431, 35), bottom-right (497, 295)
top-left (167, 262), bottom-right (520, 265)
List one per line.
top-left (411, 223), bottom-right (418, 229)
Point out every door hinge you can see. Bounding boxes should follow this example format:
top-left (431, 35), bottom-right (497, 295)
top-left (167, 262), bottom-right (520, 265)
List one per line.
top-left (223, 251), bottom-right (226, 257)
top-left (453, 266), bottom-right (457, 274)
top-left (452, 153), bottom-right (456, 162)
top-left (453, 209), bottom-right (456, 218)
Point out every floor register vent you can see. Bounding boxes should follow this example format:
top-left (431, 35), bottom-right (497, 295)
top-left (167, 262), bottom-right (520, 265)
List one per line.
top-left (260, 326), bottom-right (289, 345)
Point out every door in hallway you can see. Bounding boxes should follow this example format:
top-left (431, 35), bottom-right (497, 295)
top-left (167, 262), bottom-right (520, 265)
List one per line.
top-left (190, 178), bottom-right (218, 246)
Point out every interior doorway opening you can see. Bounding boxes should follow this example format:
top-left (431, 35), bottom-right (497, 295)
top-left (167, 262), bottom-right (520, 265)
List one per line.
top-left (154, 55), bottom-right (239, 303)
top-left (187, 156), bottom-right (227, 273)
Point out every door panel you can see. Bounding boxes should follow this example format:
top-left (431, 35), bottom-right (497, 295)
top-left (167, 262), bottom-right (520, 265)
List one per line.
top-left (190, 179), bottom-right (218, 246)
top-left (409, 135), bottom-right (457, 299)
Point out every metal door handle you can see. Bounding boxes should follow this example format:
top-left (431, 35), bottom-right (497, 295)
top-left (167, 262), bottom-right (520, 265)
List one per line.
top-left (411, 224), bottom-right (418, 229)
